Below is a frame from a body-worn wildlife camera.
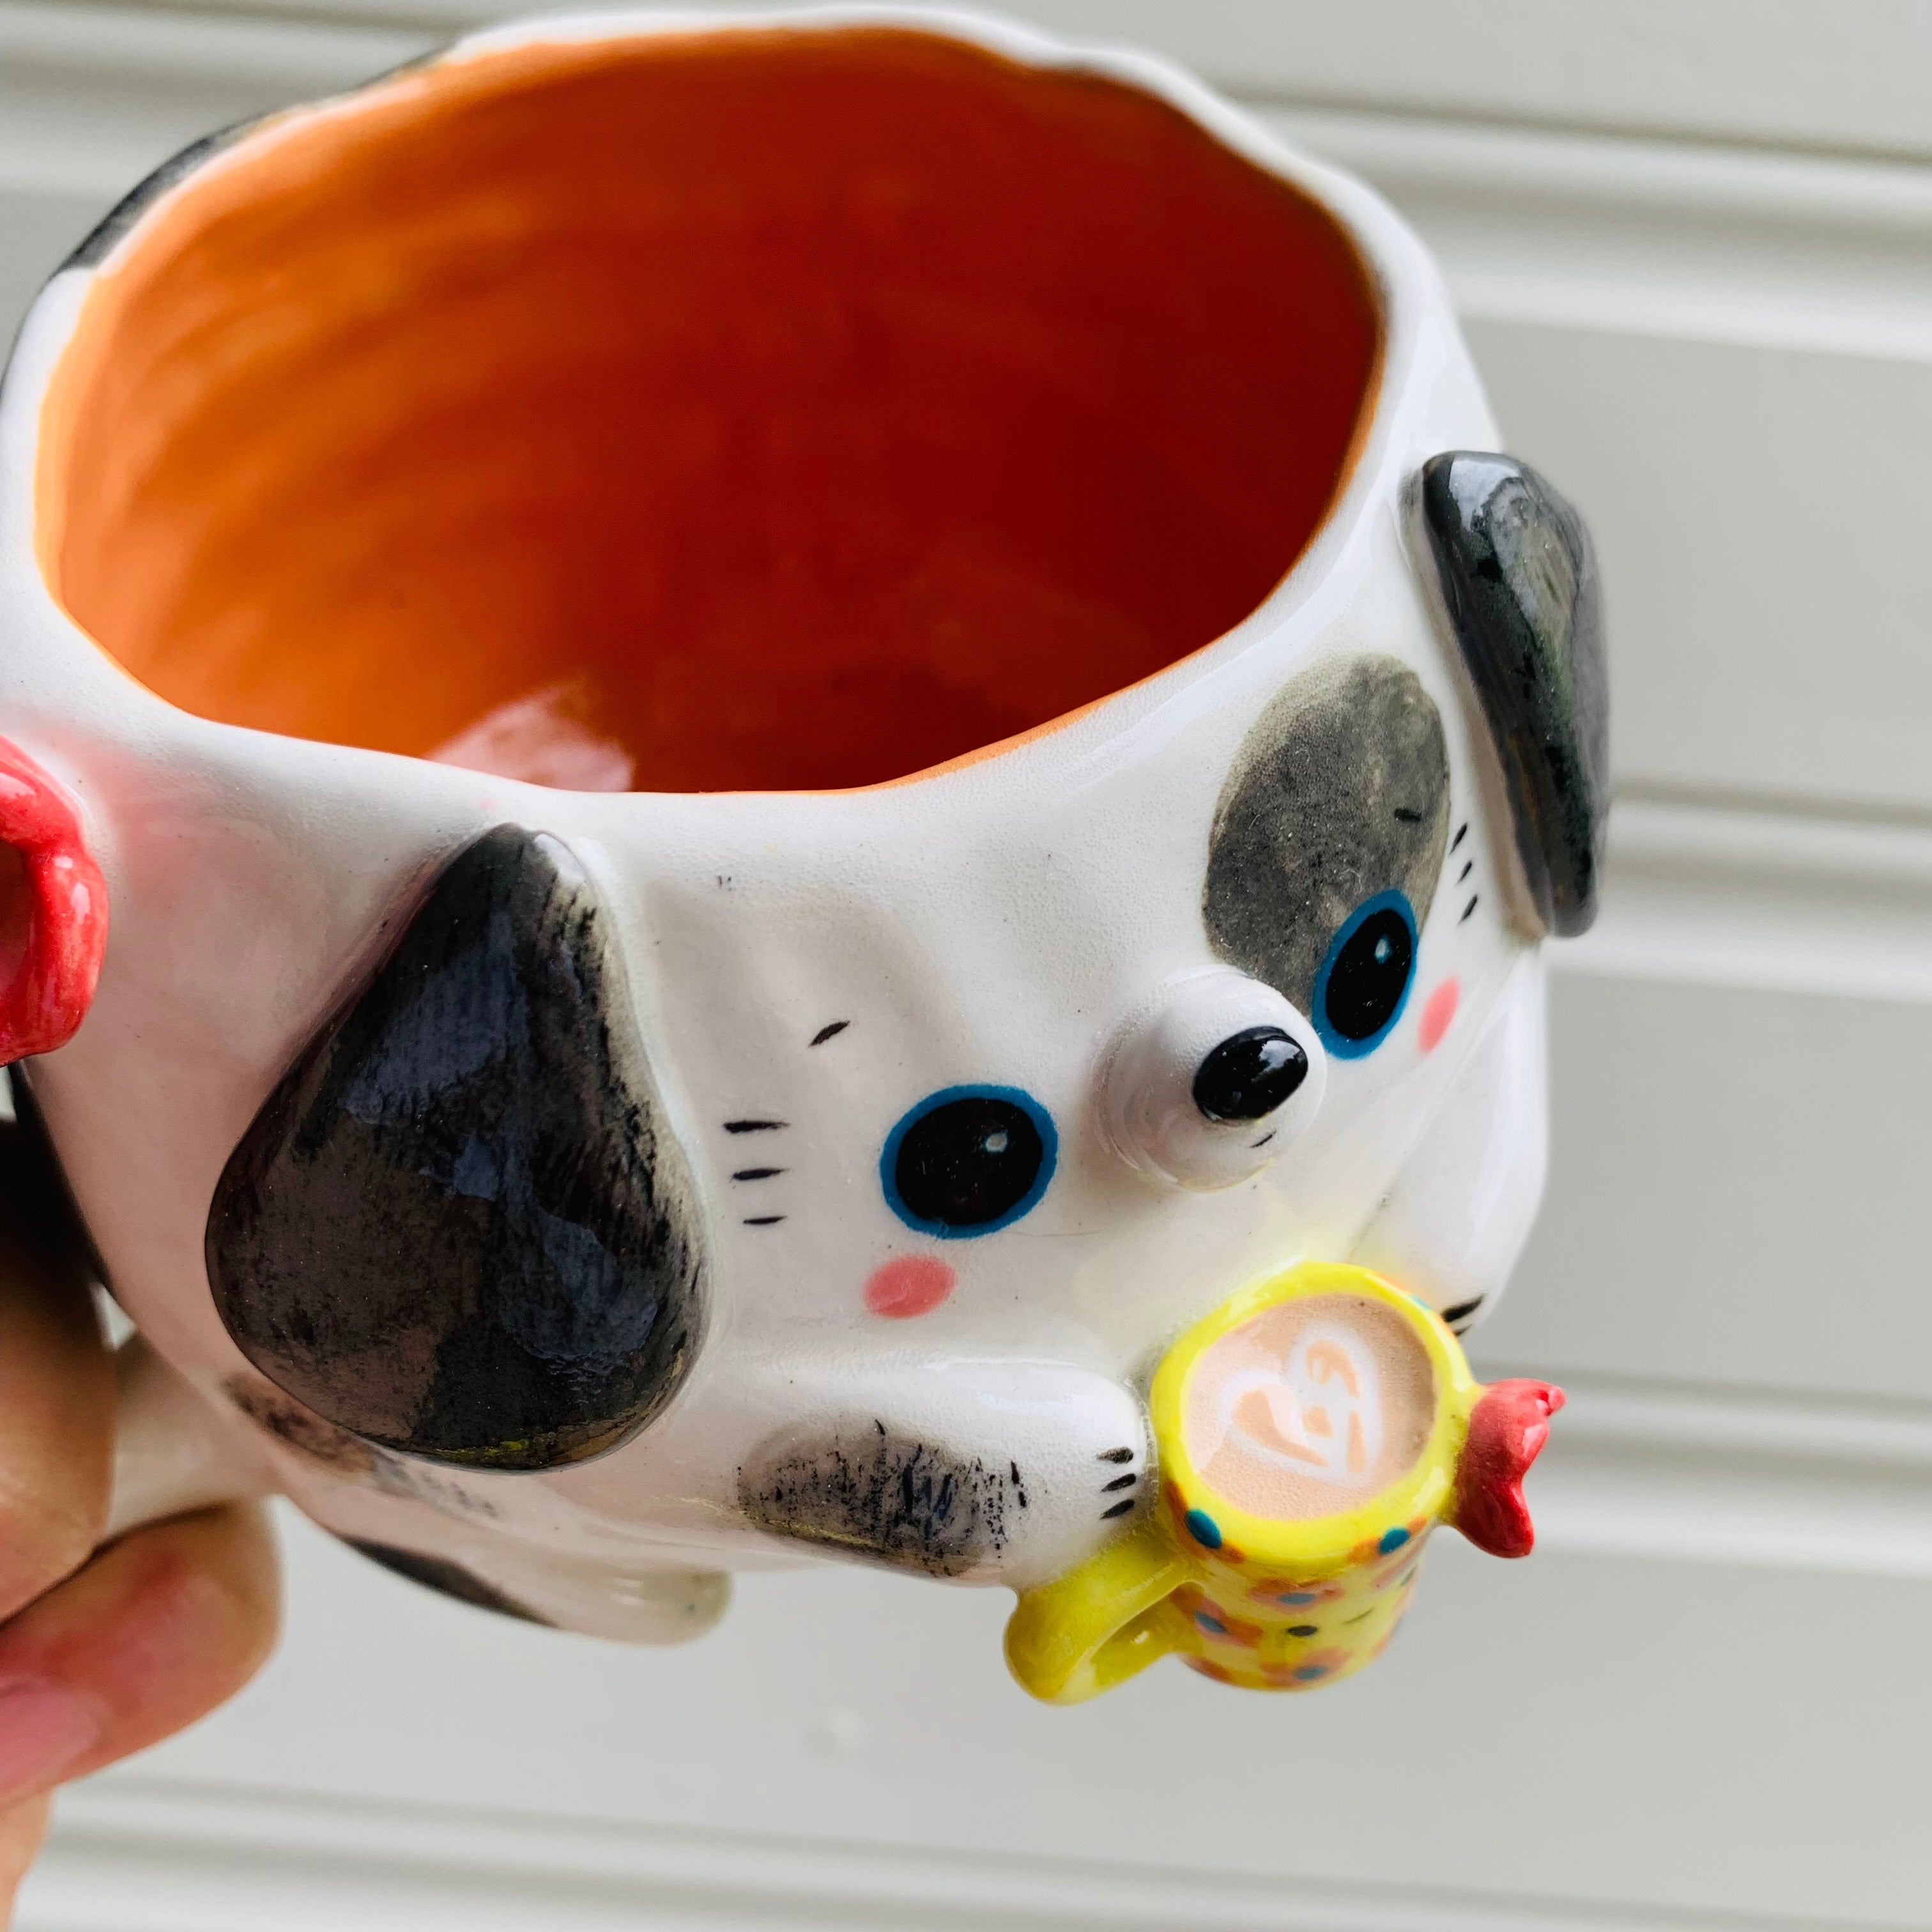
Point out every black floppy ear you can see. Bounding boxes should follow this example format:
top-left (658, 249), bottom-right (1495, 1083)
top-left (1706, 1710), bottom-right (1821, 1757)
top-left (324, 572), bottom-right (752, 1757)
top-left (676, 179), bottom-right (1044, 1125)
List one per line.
top-left (1418, 452), bottom-right (1609, 937)
top-left (207, 826), bottom-right (705, 1471)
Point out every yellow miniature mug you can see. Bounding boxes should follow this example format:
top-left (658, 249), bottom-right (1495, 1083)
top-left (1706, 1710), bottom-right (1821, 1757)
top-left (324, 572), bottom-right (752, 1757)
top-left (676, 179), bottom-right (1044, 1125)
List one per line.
top-left (1006, 1261), bottom-right (1562, 1702)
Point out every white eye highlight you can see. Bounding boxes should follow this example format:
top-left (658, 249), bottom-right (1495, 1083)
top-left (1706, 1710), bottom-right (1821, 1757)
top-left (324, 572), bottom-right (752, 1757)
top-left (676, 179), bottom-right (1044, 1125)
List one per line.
top-left (1098, 969), bottom-right (1328, 1190)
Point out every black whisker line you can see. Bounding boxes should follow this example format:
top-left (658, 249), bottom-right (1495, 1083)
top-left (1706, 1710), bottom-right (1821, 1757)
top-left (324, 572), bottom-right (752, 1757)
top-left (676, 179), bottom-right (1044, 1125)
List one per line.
top-left (1457, 859), bottom-right (1473, 882)
top-left (1098, 1446), bottom-right (1134, 1464)
top-left (724, 1119), bottom-right (788, 1133)
top-left (742, 1215), bottom-right (786, 1227)
top-left (1100, 1499), bottom-right (1135, 1519)
top-left (1103, 1473), bottom-right (1138, 1492)
top-left (1451, 822), bottom-right (1469, 851)
top-left (1393, 806), bottom-right (1422, 823)
top-left (731, 1167), bottom-right (785, 1183)
top-left (809, 1020), bottom-right (850, 1047)
top-left (1460, 894), bottom-right (1479, 923)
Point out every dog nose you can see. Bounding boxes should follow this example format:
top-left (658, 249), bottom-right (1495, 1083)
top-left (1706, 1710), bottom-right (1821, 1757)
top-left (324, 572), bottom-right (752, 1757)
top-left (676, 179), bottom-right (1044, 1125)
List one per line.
top-left (1192, 1025), bottom-right (1309, 1122)
top-left (1100, 967), bottom-right (1326, 1189)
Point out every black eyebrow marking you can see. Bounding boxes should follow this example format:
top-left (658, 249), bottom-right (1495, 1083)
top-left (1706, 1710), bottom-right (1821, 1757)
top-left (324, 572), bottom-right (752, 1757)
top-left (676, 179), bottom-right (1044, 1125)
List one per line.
top-left (1460, 894), bottom-right (1479, 923)
top-left (1451, 822), bottom-right (1469, 852)
top-left (1250, 1130), bottom-right (1276, 1150)
top-left (741, 1215), bottom-right (786, 1227)
top-left (732, 1167), bottom-right (785, 1182)
top-left (724, 1119), bottom-right (788, 1133)
top-left (1098, 1446), bottom-right (1134, 1463)
top-left (809, 1020), bottom-right (850, 1046)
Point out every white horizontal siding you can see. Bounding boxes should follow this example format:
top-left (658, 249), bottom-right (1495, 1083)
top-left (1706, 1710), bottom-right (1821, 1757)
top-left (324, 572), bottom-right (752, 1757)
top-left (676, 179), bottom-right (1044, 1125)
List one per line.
top-left (29, 1509), bottom-right (1932, 1931)
top-left (6, 6), bottom-right (1929, 1926)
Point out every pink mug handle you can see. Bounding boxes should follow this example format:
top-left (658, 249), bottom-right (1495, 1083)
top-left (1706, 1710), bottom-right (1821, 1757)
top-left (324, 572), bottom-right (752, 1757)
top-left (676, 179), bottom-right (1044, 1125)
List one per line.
top-left (0, 737), bottom-right (108, 1064)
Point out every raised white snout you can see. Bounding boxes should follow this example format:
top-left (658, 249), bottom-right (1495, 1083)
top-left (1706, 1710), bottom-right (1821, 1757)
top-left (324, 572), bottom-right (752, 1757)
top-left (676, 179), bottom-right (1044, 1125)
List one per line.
top-left (1099, 968), bottom-right (1328, 1189)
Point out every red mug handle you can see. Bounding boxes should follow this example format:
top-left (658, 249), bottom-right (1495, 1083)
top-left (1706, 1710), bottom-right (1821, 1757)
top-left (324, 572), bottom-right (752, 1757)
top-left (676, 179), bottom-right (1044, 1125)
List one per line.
top-left (0, 737), bottom-right (108, 1064)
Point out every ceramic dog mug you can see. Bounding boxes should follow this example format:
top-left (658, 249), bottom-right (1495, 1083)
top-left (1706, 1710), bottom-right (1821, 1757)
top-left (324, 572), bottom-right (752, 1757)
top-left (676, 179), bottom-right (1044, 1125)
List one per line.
top-left (0, 5), bottom-right (1606, 1697)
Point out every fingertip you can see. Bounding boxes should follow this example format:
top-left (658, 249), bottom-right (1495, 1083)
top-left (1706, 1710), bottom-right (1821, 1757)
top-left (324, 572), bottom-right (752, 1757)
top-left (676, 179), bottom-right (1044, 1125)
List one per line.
top-left (79, 1504), bottom-right (284, 1714)
top-left (0, 1503), bottom-right (282, 1803)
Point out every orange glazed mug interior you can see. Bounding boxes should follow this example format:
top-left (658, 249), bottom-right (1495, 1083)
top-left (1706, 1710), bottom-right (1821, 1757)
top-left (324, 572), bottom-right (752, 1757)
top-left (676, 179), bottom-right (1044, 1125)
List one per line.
top-left (35, 26), bottom-right (1381, 793)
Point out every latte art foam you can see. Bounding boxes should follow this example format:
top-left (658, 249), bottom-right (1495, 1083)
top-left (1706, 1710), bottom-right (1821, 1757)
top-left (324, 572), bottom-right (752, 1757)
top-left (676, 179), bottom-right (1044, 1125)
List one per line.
top-left (1180, 1293), bottom-right (1437, 1521)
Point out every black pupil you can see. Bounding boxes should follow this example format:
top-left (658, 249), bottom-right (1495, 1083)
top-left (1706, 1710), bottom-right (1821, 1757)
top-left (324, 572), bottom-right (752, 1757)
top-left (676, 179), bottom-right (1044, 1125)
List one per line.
top-left (895, 1098), bottom-right (1044, 1229)
top-left (1324, 908), bottom-right (1414, 1041)
top-left (1192, 1027), bottom-right (1310, 1123)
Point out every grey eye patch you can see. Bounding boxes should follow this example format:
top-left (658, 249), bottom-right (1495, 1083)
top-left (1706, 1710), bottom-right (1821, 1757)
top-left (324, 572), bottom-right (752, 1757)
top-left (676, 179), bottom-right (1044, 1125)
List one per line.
top-left (206, 825), bottom-right (705, 1471)
top-left (1203, 652), bottom-right (1452, 1016)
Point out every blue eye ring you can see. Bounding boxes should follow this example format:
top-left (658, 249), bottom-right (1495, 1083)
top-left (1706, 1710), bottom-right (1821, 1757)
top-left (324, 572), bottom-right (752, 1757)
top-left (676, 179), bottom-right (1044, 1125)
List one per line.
top-left (880, 1084), bottom-right (1057, 1238)
top-left (1312, 890), bottom-right (1419, 1059)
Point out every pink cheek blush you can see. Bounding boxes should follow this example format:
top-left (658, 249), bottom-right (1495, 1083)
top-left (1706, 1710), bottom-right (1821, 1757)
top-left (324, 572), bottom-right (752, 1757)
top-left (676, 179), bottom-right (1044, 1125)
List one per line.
top-left (864, 1256), bottom-right (956, 1319)
top-left (1418, 977), bottom-right (1460, 1054)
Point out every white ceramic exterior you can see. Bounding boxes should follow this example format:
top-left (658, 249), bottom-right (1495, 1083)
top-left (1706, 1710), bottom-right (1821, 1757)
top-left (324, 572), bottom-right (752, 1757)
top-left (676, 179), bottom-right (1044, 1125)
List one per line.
top-left (0, 7), bottom-right (1551, 1641)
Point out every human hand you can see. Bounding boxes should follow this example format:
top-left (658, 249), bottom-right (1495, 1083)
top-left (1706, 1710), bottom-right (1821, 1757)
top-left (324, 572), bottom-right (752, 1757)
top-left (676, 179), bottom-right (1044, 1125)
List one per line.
top-left (0, 1120), bottom-right (280, 1925)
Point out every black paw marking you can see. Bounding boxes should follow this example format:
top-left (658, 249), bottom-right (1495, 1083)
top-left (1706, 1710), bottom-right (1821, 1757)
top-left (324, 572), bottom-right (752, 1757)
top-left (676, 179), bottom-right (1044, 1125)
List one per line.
top-left (1420, 452), bottom-right (1609, 937)
top-left (344, 1539), bottom-right (551, 1625)
top-left (739, 1422), bottom-right (1020, 1577)
top-left (1204, 655), bottom-right (1450, 1010)
top-left (207, 826), bottom-right (705, 1472)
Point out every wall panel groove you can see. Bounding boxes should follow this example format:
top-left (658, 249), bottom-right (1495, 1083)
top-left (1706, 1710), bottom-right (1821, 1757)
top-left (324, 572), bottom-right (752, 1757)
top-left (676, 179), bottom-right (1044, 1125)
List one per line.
top-left (29, 1776), bottom-right (1918, 1932)
top-left (3, 6), bottom-right (1926, 1926)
